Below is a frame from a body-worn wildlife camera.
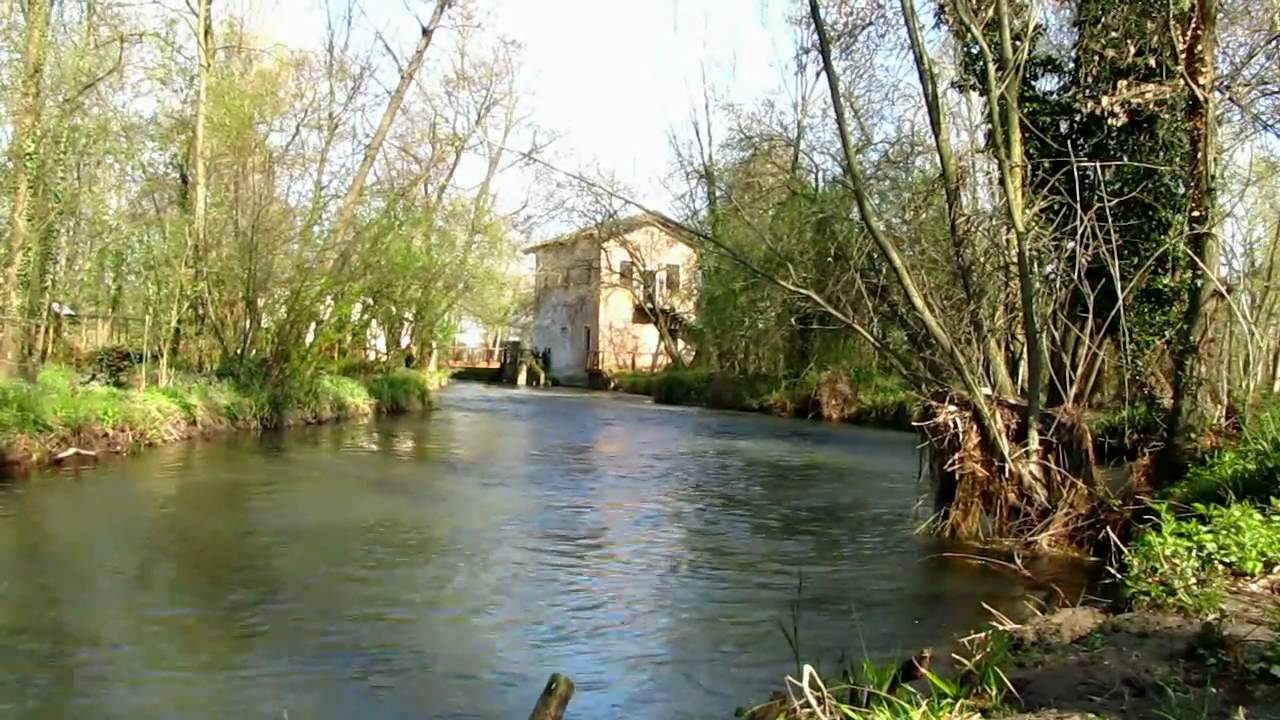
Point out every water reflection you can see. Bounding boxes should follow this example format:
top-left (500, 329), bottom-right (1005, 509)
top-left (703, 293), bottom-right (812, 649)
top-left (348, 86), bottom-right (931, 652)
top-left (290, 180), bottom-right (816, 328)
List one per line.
top-left (0, 383), bottom-right (1082, 718)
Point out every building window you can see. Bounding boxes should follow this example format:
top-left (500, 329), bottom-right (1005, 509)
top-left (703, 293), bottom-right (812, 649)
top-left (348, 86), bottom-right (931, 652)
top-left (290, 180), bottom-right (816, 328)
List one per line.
top-left (619, 260), bottom-right (633, 289)
top-left (641, 270), bottom-right (657, 306)
top-left (665, 264), bottom-right (681, 295)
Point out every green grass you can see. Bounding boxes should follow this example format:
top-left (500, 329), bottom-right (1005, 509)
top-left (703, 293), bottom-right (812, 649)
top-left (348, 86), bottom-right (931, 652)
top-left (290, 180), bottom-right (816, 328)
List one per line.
top-left (1168, 420), bottom-right (1280, 507)
top-left (0, 365), bottom-right (441, 467)
top-left (365, 369), bottom-right (434, 414)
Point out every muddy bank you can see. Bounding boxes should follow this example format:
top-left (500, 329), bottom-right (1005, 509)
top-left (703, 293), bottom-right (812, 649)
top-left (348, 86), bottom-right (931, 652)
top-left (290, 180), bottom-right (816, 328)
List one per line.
top-left (739, 579), bottom-right (1279, 719)
top-left (1001, 588), bottom-right (1280, 719)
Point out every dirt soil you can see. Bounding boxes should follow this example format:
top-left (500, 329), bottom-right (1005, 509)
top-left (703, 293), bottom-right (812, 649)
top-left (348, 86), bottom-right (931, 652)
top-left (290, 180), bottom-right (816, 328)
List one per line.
top-left (999, 585), bottom-right (1280, 719)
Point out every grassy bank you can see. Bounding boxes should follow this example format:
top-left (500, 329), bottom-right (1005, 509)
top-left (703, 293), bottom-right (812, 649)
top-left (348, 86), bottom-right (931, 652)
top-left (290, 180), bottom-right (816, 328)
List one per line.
top-left (614, 368), bottom-right (918, 431)
top-left (0, 366), bottom-right (447, 470)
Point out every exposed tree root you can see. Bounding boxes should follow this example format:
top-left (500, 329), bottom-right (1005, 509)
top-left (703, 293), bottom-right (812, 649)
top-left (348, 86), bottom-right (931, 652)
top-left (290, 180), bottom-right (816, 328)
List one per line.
top-left (917, 392), bottom-right (1128, 555)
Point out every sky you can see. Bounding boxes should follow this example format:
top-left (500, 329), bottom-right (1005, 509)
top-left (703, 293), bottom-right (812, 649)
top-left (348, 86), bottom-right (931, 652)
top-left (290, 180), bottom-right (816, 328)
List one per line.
top-left (225, 0), bottom-right (797, 221)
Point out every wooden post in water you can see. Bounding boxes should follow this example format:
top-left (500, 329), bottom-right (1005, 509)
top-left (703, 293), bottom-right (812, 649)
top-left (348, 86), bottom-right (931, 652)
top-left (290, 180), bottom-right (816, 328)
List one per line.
top-left (527, 673), bottom-right (574, 720)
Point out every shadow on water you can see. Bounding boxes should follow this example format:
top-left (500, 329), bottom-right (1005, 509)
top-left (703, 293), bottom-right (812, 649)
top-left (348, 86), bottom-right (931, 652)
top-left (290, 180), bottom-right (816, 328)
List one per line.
top-left (0, 382), bottom-right (1094, 719)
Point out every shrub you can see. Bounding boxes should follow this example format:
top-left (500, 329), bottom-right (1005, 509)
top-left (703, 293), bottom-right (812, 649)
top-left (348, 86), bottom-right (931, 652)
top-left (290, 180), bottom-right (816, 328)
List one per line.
top-left (650, 369), bottom-right (712, 405)
top-left (1125, 501), bottom-right (1280, 613)
top-left (614, 372), bottom-right (654, 396)
top-left (849, 375), bottom-right (916, 430)
top-left (83, 346), bottom-right (139, 387)
top-left (1093, 403), bottom-right (1166, 463)
top-left (366, 369), bottom-right (432, 414)
top-left (1170, 416), bottom-right (1280, 506)
top-left (315, 374), bottom-right (375, 419)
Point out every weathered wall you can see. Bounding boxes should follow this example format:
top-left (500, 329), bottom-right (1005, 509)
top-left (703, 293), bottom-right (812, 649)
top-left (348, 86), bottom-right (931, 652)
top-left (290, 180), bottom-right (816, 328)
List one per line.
top-left (529, 239), bottom-right (600, 383)
top-left (598, 225), bottom-right (696, 372)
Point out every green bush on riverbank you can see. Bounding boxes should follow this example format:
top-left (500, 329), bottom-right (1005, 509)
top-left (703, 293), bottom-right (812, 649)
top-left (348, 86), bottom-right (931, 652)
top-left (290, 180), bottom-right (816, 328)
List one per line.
top-left (615, 368), bottom-right (916, 430)
top-left (1125, 500), bottom-right (1280, 612)
top-left (0, 366), bottom-right (442, 468)
top-left (1168, 413), bottom-right (1280, 507)
top-left (365, 368), bottom-right (435, 413)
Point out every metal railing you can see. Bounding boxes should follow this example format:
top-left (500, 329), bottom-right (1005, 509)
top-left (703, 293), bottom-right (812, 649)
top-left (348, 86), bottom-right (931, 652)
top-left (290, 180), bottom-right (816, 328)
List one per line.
top-left (446, 346), bottom-right (501, 368)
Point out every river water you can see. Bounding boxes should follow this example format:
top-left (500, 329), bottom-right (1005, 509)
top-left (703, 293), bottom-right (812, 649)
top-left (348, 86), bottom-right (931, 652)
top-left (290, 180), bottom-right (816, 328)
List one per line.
top-left (0, 383), bottom-right (1071, 718)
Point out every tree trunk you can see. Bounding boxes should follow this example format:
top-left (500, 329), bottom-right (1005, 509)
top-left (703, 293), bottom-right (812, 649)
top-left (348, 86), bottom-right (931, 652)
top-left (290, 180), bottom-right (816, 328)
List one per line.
top-left (161, 0), bottom-right (211, 386)
top-left (0, 0), bottom-right (51, 379)
top-left (808, 0), bottom-right (1013, 466)
top-left (1163, 0), bottom-right (1220, 479)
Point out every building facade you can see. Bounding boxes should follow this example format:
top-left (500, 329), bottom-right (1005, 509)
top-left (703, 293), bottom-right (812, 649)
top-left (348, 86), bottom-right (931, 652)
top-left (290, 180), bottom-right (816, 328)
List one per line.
top-left (527, 216), bottom-right (696, 385)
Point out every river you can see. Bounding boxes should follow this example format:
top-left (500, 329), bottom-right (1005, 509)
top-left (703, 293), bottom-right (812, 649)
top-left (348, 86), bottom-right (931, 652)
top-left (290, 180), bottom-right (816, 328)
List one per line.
top-left (0, 382), bottom-right (1072, 718)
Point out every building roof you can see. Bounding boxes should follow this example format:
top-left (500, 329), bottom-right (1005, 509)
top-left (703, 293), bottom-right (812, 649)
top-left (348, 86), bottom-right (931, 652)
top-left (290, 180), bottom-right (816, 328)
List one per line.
top-left (522, 213), bottom-right (692, 254)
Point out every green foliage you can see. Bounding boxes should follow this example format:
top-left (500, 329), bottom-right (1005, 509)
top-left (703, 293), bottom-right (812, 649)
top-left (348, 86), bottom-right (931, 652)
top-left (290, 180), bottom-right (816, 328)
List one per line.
top-left (290, 374), bottom-right (376, 424)
top-left (618, 367), bottom-right (916, 430)
top-left (1170, 413), bottom-right (1280, 506)
top-left (1153, 683), bottom-right (1215, 720)
top-left (83, 346), bottom-right (139, 388)
top-left (649, 369), bottom-right (713, 406)
top-left (1125, 501), bottom-right (1280, 612)
top-left (0, 365), bottom-right (429, 465)
top-left (848, 374), bottom-right (915, 430)
top-left (614, 372), bottom-right (654, 396)
top-left (365, 369), bottom-right (433, 414)
top-left (1093, 403), bottom-right (1167, 462)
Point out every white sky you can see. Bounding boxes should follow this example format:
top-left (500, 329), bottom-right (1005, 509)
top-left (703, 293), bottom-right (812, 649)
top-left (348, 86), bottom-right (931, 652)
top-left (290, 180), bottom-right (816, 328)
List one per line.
top-left (227, 0), bottom-right (795, 216)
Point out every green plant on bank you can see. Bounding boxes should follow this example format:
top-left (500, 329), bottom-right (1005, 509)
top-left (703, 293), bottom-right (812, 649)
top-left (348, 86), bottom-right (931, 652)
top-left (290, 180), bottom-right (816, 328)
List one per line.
top-left (1092, 402), bottom-right (1167, 462)
top-left (614, 367), bottom-right (916, 430)
top-left (365, 368), bottom-right (434, 414)
top-left (1169, 412), bottom-right (1280, 506)
top-left (1078, 630), bottom-right (1106, 653)
top-left (1125, 501), bottom-right (1280, 612)
top-left (0, 365), bottom-right (439, 465)
top-left (1153, 682), bottom-right (1217, 720)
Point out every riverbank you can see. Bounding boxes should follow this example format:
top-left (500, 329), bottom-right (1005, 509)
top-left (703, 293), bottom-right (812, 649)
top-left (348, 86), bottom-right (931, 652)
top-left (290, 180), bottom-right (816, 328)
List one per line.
top-left (739, 579), bottom-right (1280, 719)
top-left (612, 368), bottom-right (918, 431)
top-left (0, 366), bottom-right (447, 472)
top-left (998, 585), bottom-right (1280, 719)
top-left (736, 446), bottom-right (1280, 718)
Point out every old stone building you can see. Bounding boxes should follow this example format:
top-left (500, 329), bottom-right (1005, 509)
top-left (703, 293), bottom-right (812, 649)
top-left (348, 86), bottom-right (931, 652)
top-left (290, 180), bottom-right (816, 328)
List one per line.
top-left (526, 215), bottom-right (696, 386)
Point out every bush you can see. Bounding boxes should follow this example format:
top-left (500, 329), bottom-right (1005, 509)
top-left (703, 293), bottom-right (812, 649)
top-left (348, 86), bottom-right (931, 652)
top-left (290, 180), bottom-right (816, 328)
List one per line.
top-left (83, 346), bottom-right (139, 387)
top-left (1092, 403), bottom-right (1166, 462)
top-left (614, 372), bottom-right (654, 396)
top-left (1125, 501), bottom-right (1280, 613)
top-left (848, 375), bottom-right (915, 430)
top-left (650, 369), bottom-right (713, 406)
top-left (1170, 416), bottom-right (1280, 506)
top-left (292, 374), bottom-right (375, 423)
top-left (366, 369), bottom-right (432, 414)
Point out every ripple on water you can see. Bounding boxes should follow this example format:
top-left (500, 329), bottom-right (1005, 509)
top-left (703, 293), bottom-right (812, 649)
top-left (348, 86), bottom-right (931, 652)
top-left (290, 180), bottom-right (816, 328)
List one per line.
top-left (0, 383), bottom-right (1092, 719)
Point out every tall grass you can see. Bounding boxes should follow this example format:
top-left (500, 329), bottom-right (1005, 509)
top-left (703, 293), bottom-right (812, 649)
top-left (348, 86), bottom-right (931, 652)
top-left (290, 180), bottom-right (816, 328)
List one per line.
top-left (365, 368), bottom-right (434, 413)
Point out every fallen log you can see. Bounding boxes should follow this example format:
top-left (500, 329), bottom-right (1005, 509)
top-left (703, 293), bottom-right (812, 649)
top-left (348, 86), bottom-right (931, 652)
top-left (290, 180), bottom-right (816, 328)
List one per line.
top-left (53, 447), bottom-right (98, 463)
top-left (528, 673), bottom-right (574, 720)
